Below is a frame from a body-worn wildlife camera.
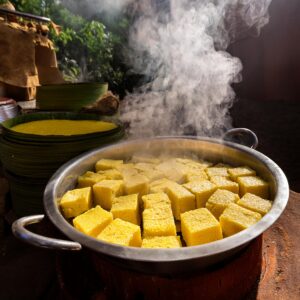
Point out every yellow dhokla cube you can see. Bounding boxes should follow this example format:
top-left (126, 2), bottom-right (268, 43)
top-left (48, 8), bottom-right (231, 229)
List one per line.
top-left (228, 166), bottom-right (256, 181)
top-left (183, 180), bottom-right (217, 208)
top-left (93, 180), bottom-right (124, 210)
top-left (134, 162), bottom-right (156, 172)
top-left (238, 193), bottom-right (272, 216)
top-left (214, 163), bottom-right (233, 168)
top-left (97, 218), bottom-right (142, 247)
top-left (210, 176), bottom-right (239, 194)
top-left (95, 159), bottom-right (123, 171)
top-left (185, 168), bottom-right (208, 183)
top-left (111, 194), bottom-right (140, 225)
top-left (142, 192), bottom-right (171, 209)
top-left (205, 167), bottom-right (229, 179)
top-left (185, 173), bottom-right (207, 183)
top-left (73, 205), bottom-right (113, 237)
top-left (140, 169), bottom-right (165, 182)
top-left (220, 203), bottom-right (262, 236)
top-left (176, 158), bottom-right (212, 169)
top-left (181, 208), bottom-right (223, 246)
top-left (206, 189), bottom-right (240, 219)
top-left (141, 236), bottom-right (182, 248)
top-left (60, 187), bottom-right (92, 218)
top-left (165, 183), bottom-right (195, 220)
top-left (97, 169), bottom-right (123, 180)
top-left (149, 178), bottom-right (174, 193)
top-left (77, 171), bottom-right (106, 188)
top-left (143, 206), bottom-right (176, 237)
top-left (237, 176), bottom-right (269, 198)
top-left (124, 174), bottom-right (149, 199)
top-left (155, 160), bottom-right (185, 183)
top-left (142, 205), bottom-right (174, 220)
top-left (117, 164), bottom-right (139, 179)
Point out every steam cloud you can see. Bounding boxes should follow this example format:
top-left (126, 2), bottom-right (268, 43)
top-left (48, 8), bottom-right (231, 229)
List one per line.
top-left (63, 0), bottom-right (272, 138)
top-left (120, 0), bottom-right (272, 138)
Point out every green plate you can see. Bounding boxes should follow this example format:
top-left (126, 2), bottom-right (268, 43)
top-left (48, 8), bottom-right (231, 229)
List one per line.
top-left (36, 82), bottom-right (108, 111)
top-left (0, 112), bottom-right (125, 178)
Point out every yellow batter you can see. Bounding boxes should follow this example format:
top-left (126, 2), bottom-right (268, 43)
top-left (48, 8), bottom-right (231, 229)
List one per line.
top-left (11, 120), bottom-right (117, 136)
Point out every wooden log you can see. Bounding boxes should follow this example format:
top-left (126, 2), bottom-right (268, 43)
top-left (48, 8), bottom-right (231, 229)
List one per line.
top-left (255, 191), bottom-right (300, 300)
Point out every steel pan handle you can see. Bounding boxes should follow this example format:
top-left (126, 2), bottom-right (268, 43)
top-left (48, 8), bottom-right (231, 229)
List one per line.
top-left (223, 128), bottom-right (258, 149)
top-left (12, 214), bottom-right (82, 251)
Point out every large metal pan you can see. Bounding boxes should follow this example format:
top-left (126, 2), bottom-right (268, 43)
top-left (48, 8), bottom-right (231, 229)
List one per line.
top-left (12, 129), bottom-right (289, 275)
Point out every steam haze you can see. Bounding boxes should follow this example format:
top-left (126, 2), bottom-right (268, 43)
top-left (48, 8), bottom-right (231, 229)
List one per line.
top-left (64, 0), bottom-right (272, 137)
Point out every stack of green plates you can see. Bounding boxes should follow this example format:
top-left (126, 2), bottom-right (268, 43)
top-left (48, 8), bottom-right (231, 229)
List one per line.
top-left (0, 112), bottom-right (125, 216)
top-left (36, 82), bottom-right (108, 111)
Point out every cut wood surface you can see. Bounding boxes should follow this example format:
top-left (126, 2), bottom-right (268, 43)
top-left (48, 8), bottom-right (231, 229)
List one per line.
top-left (255, 191), bottom-right (300, 300)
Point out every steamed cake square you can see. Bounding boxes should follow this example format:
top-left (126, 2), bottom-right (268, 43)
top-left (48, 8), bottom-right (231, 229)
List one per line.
top-left (210, 176), bottom-right (239, 194)
top-left (141, 236), bottom-right (182, 248)
top-left (205, 167), bottom-right (229, 179)
top-left (214, 163), bottom-right (233, 168)
top-left (165, 183), bottom-right (195, 220)
top-left (143, 206), bottom-right (176, 237)
top-left (142, 193), bottom-right (171, 209)
top-left (111, 194), bottom-right (140, 225)
top-left (155, 160), bottom-right (185, 183)
top-left (237, 176), bottom-right (269, 198)
top-left (93, 180), bottom-right (124, 210)
top-left (95, 159), bottom-right (123, 171)
top-left (185, 169), bottom-right (208, 183)
top-left (73, 205), bottom-right (113, 237)
top-left (77, 171), bottom-right (106, 188)
top-left (140, 169), bottom-right (165, 182)
top-left (205, 189), bottom-right (240, 219)
top-left (97, 169), bottom-right (123, 180)
top-left (149, 178), bottom-right (174, 193)
top-left (183, 180), bottom-right (217, 208)
top-left (116, 164), bottom-right (138, 178)
top-left (228, 166), bottom-right (256, 181)
top-left (60, 187), bottom-right (92, 218)
top-left (97, 218), bottom-right (142, 247)
top-left (181, 208), bottom-right (223, 246)
top-left (176, 158), bottom-right (212, 169)
top-left (124, 174), bottom-right (149, 199)
top-left (238, 193), bottom-right (272, 216)
top-left (220, 203), bottom-right (262, 236)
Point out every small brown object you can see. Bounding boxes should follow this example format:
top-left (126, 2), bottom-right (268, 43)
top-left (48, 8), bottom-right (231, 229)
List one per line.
top-left (0, 1), bottom-right (15, 11)
top-left (83, 91), bottom-right (119, 115)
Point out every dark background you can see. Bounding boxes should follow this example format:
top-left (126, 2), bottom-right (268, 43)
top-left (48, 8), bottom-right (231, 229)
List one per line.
top-left (229, 0), bottom-right (300, 191)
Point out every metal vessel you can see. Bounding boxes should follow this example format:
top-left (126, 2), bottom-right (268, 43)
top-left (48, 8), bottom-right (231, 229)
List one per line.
top-left (12, 129), bottom-right (289, 275)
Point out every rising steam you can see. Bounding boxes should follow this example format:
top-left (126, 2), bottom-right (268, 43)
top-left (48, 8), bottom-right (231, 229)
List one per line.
top-left (63, 0), bottom-right (272, 138)
top-left (120, 0), bottom-right (272, 138)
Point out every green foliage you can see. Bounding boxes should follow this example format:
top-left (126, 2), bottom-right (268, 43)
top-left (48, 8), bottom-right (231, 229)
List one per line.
top-left (8, 0), bottom-right (127, 92)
